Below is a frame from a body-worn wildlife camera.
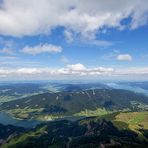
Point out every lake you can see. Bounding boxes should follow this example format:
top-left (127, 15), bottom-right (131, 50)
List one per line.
top-left (0, 112), bottom-right (84, 128)
top-left (0, 112), bottom-right (42, 128)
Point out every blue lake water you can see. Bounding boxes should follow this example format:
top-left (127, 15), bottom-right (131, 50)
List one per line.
top-left (0, 112), bottom-right (84, 128)
top-left (0, 112), bottom-right (42, 128)
top-left (106, 83), bottom-right (148, 95)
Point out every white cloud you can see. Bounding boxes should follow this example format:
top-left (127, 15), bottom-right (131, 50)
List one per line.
top-left (117, 54), bottom-right (132, 61)
top-left (17, 68), bottom-right (41, 74)
top-left (22, 43), bottom-right (62, 55)
top-left (0, 0), bottom-right (148, 37)
top-left (115, 67), bottom-right (148, 75)
top-left (67, 63), bottom-right (87, 71)
top-left (0, 63), bottom-right (114, 78)
top-left (1, 64), bottom-right (148, 80)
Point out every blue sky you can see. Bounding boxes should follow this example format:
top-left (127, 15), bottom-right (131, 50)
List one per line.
top-left (0, 0), bottom-right (148, 80)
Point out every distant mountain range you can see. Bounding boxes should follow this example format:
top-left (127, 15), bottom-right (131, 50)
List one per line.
top-left (1, 89), bottom-right (148, 118)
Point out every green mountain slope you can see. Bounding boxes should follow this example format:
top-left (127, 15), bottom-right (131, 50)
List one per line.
top-left (1, 113), bottom-right (148, 148)
top-left (0, 124), bottom-right (25, 146)
top-left (0, 89), bottom-right (148, 120)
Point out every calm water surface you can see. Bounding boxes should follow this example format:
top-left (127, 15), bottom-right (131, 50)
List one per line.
top-left (0, 112), bottom-right (42, 128)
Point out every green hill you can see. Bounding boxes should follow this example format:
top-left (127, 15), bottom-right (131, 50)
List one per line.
top-left (1, 113), bottom-right (148, 148)
top-left (1, 89), bottom-right (148, 120)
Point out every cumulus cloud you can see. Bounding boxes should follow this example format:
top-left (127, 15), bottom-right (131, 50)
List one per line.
top-left (21, 44), bottom-right (62, 55)
top-left (17, 68), bottom-right (41, 74)
top-left (67, 63), bottom-right (87, 71)
top-left (117, 54), bottom-right (132, 61)
top-left (1, 64), bottom-right (148, 80)
top-left (0, 0), bottom-right (148, 37)
top-left (0, 63), bottom-right (114, 78)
